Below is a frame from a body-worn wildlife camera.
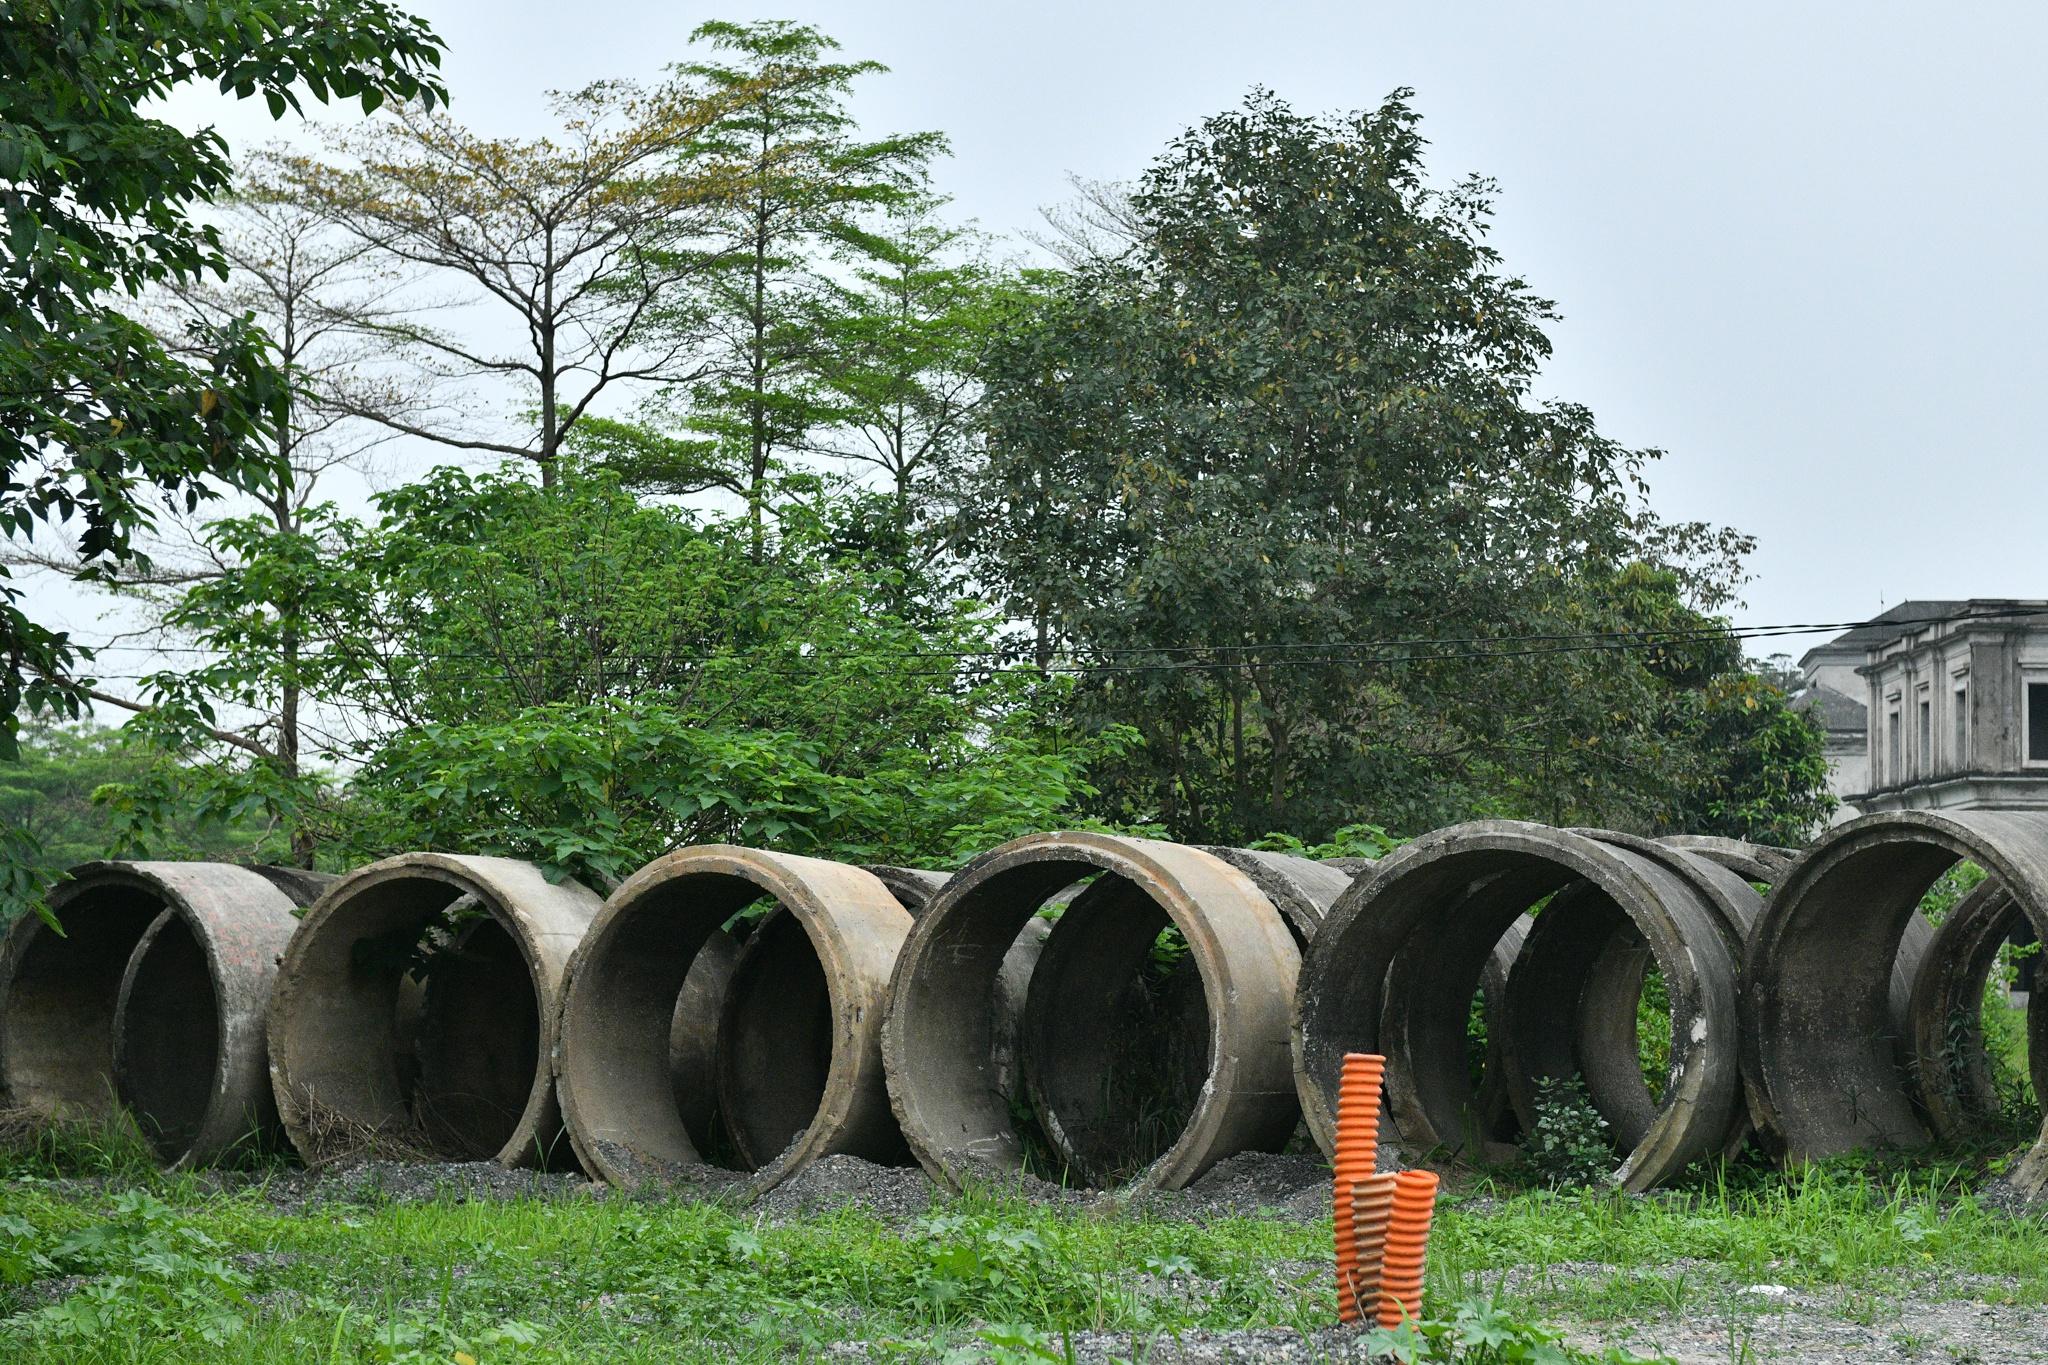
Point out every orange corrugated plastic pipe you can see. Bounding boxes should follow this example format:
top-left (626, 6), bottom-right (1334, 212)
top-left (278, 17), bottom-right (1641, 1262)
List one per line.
top-left (1347, 1171), bottom-right (1398, 1327)
top-left (1375, 1167), bottom-right (1440, 1328)
top-left (1332, 1052), bottom-right (1385, 1324)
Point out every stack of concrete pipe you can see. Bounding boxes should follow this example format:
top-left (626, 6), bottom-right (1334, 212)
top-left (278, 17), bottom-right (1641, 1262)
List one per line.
top-left (0, 813), bottom-right (2042, 1201)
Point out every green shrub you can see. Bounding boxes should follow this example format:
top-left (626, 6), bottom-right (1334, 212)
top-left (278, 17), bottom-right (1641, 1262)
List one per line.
top-left (1369, 1296), bottom-right (1669, 1362)
top-left (1528, 1077), bottom-right (1613, 1188)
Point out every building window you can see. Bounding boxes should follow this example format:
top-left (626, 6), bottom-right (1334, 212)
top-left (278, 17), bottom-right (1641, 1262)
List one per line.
top-left (1954, 682), bottom-right (1968, 766)
top-left (2030, 682), bottom-right (2048, 764)
top-left (1918, 697), bottom-right (1932, 774)
top-left (1887, 708), bottom-right (1902, 782)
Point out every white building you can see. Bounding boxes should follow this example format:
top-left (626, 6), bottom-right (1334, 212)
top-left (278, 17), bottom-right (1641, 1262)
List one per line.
top-left (1797, 600), bottom-right (2048, 816)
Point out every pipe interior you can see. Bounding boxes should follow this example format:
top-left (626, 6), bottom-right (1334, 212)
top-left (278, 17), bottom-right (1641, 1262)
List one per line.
top-left (891, 859), bottom-right (1092, 1176)
top-left (2, 886), bottom-right (163, 1119)
top-left (669, 928), bottom-right (740, 1157)
top-left (1765, 841), bottom-right (1960, 1150)
top-left (715, 908), bottom-right (915, 1170)
top-left (1021, 874), bottom-right (1210, 1186)
top-left (559, 873), bottom-right (759, 1174)
top-left (1384, 861), bottom-right (1571, 1150)
top-left (717, 911), bottom-right (831, 1167)
top-left (115, 913), bottom-right (222, 1161)
top-left (415, 916), bottom-right (542, 1161)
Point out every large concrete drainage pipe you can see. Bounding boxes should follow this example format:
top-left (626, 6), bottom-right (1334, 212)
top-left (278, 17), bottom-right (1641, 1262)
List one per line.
top-left (1295, 821), bottom-right (1743, 1191)
top-left (267, 854), bottom-right (600, 1168)
top-left (555, 847), bottom-right (911, 1192)
top-left (0, 862), bottom-right (317, 1166)
top-left (1742, 810), bottom-right (2048, 1193)
top-left (882, 833), bottom-right (1301, 1193)
top-left (1198, 848), bottom-right (1352, 947)
top-left (1502, 833), bottom-right (1763, 1159)
top-left (1907, 878), bottom-right (2028, 1142)
top-left (1019, 848), bottom-right (1345, 1183)
top-left (1657, 836), bottom-right (1797, 884)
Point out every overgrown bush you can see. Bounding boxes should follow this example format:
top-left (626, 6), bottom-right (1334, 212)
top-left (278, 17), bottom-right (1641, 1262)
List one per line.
top-left (1528, 1076), bottom-right (1613, 1188)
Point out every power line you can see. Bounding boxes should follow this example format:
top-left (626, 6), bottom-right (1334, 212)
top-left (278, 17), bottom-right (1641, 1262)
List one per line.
top-left (53, 604), bottom-right (2048, 694)
top-left (47, 604), bottom-right (2048, 675)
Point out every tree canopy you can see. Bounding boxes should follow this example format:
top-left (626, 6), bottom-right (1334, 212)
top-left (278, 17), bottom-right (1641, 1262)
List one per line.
top-left (962, 89), bottom-right (1822, 841)
top-left (0, 25), bottom-right (1833, 909)
top-left (0, 0), bottom-right (446, 917)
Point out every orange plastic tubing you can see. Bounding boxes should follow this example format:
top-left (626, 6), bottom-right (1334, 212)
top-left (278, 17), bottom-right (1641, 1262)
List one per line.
top-left (1348, 1171), bottom-right (1398, 1326)
top-left (1375, 1167), bottom-right (1440, 1328)
top-left (1332, 1051), bottom-right (1385, 1324)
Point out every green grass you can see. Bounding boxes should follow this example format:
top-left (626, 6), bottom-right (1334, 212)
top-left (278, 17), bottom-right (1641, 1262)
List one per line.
top-left (1437, 1159), bottom-right (2048, 1319)
top-left (2, 1126), bottom-right (2045, 1363)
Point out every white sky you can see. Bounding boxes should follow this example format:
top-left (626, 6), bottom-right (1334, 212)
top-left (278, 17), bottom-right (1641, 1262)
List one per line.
top-left (24, 1), bottom-right (2048, 667)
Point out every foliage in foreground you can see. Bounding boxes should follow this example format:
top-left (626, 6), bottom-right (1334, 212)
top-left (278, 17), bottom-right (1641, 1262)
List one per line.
top-left (5, 1128), bottom-right (2047, 1362)
top-left (95, 464), bottom-right (1123, 886)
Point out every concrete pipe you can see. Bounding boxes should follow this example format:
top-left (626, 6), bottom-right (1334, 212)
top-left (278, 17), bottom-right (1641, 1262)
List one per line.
top-left (1015, 846), bottom-right (1341, 1184)
top-left (1657, 836), bottom-right (1797, 884)
top-left (1020, 850), bottom-right (1343, 1183)
top-left (863, 865), bottom-right (949, 916)
top-left (882, 832), bottom-right (1301, 1193)
top-left (1743, 810), bottom-right (2048, 1193)
top-left (1198, 848), bottom-right (1354, 946)
top-left (1019, 874), bottom-right (1208, 1185)
top-left (864, 865), bottom-right (1053, 1118)
top-left (1501, 833), bottom-right (1764, 1157)
top-left (555, 847), bottom-right (911, 1193)
top-left (267, 854), bottom-right (600, 1168)
top-left (0, 862), bottom-right (318, 1157)
top-left (1907, 878), bottom-right (2025, 1141)
top-left (1295, 821), bottom-right (1743, 1191)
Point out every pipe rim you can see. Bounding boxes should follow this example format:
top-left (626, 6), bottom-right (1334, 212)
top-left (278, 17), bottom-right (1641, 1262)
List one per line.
top-left (269, 852), bottom-right (589, 1168)
top-left (556, 845), bottom-right (907, 1193)
top-left (881, 831), bottom-right (1300, 1193)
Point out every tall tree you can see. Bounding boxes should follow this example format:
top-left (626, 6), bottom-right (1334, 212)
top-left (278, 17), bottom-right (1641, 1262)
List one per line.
top-left (265, 78), bottom-right (729, 486)
top-left (6, 194), bottom-right (404, 866)
top-left (0, 0), bottom-right (445, 917)
top-left (966, 89), bottom-right (1806, 841)
top-left (663, 19), bottom-right (944, 552)
top-left (810, 195), bottom-right (1002, 540)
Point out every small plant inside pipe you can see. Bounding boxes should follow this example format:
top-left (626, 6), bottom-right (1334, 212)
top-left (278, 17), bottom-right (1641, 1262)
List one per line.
top-left (1526, 1076), bottom-right (1613, 1188)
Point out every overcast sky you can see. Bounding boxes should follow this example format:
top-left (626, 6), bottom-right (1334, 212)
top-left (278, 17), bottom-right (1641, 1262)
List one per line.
top-left (33, 2), bottom-right (2048, 664)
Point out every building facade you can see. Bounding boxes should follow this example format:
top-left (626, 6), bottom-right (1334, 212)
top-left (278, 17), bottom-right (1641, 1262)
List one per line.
top-left (1850, 600), bottom-right (2048, 813)
top-left (1795, 600), bottom-right (2048, 1001)
top-left (1797, 600), bottom-right (2048, 816)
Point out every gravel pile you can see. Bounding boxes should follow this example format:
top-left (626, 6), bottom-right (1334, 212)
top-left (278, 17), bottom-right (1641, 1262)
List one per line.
top-left (1140, 1151), bottom-right (1331, 1221)
top-left (254, 1159), bottom-right (598, 1211)
top-left (752, 1155), bottom-right (937, 1221)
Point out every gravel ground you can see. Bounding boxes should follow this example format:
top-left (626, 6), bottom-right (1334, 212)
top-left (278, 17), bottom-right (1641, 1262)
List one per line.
top-left (250, 1159), bottom-right (600, 1212)
top-left (1562, 1274), bottom-right (2048, 1365)
top-left (751, 1154), bottom-right (939, 1221)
